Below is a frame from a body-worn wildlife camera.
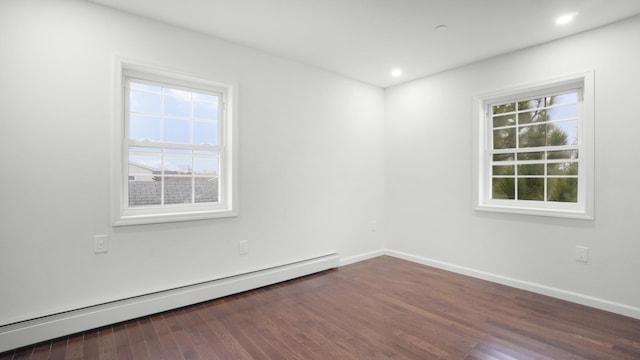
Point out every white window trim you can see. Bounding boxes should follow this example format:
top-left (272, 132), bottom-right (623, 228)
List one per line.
top-left (472, 71), bottom-right (595, 220)
top-left (111, 57), bottom-right (238, 226)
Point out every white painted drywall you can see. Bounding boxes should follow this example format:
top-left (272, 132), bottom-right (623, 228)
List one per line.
top-left (0, 0), bottom-right (385, 326)
top-left (385, 15), bottom-right (640, 314)
top-left (2, 0), bottom-right (639, 334)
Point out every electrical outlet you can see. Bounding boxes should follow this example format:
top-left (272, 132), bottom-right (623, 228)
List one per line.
top-left (238, 240), bottom-right (249, 255)
top-left (94, 235), bottom-right (108, 254)
top-left (576, 246), bottom-right (589, 262)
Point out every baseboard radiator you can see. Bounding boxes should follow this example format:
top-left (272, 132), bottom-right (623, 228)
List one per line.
top-left (0, 253), bottom-right (339, 353)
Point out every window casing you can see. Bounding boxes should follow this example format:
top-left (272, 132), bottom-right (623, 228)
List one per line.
top-left (112, 60), bottom-right (237, 225)
top-left (473, 72), bottom-right (594, 219)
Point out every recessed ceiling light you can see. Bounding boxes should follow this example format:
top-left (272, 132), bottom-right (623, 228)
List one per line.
top-left (556, 12), bottom-right (578, 25)
top-left (391, 68), bottom-right (403, 77)
top-left (435, 25), bottom-right (448, 32)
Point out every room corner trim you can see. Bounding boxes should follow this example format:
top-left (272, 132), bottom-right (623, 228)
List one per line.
top-left (339, 249), bottom-right (386, 267)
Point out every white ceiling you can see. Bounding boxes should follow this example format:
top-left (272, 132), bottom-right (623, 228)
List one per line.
top-left (87, 0), bottom-right (640, 88)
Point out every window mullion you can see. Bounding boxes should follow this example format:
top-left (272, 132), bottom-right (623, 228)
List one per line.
top-left (544, 150), bottom-right (548, 202)
top-left (128, 140), bottom-right (220, 152)
top-left (191, 156), bottom-right (195, 204)
top-left (514, 109), bottom-right (519, 200)
top-left (160, 149), bottom-right (165, 205)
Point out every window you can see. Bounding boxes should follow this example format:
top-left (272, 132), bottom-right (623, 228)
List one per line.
top-left (473, 72), bottom-right (594, 219)
top-left (112, 60), bottom-right (237, 225)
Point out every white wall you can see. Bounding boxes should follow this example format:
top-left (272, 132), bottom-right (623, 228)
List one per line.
top-left (385, 15), bottom-right (640, 317)
top-left (0, 0), bottom-right (384, 326)
top-left (2, 0), bottom-right (639, 335)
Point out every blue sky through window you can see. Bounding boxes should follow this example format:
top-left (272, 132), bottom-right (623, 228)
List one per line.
top-left (128, 81), bottom-right (219, 145)
top-left (127, 80), bottom-right (221, 177)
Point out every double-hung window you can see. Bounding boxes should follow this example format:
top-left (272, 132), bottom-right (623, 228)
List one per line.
top-left (112, 61), bottom-right (237, 225)
top-left (474, 72), bottom-right (594, 219)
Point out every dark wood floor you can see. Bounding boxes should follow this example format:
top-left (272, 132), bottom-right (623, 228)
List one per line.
top-left (2, 256), bottom-right (639, 359)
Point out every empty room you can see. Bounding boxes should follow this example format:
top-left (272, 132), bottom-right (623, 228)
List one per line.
top-left (1, 0), bottom-right (639, 358)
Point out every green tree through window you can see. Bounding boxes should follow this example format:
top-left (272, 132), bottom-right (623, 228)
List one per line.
top-left (491, 92), bottom-right (579, 202)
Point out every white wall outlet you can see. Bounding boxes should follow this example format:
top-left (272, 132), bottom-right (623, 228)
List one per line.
top-left (576, 246), bottom-right (589, 262)
top-left (371, 220), bottom-right (377, 232)
top-left (238, 240), bottom-right (249, 255)
top-left (94, 235), bottom-right (108, 254)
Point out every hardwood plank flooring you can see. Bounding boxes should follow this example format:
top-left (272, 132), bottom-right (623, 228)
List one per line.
top-left (2, 256), bottom-right (639, 359)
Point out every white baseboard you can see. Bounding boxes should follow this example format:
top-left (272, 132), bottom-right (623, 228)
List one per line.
top-left (4, 249), bottom-right (637, 352)
top-left (339, 249), bottom-right (386, 266)
top-left (0, 253), bottom-right (339, 353)
top-left (385, 249), bottom-right (640, 320)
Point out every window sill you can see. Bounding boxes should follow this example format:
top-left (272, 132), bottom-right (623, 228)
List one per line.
top-left (113, 207), bottom-right (238, 226)
top-left (475, 202), bottom-right (593, 220)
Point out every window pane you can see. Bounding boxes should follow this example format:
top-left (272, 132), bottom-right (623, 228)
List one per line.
top-left (493, 128), bottom-right (516, 149)
top-left (548, 105), bottom-right (577, 121)
top-left (493, 153), bottom-right (514, 161)
top-left (547, 162), bottom-right (578, 176)
top-left (128, 149), bottom-right (161, 207)
top-left (548, 120), bottom-right (577, 146)
top-left (195, 177), bottom-right (218, 203)
top-left (130, 90), bottom-right (161, 115)
top-left (164, 177), bottom-right (192, 204)
top-left (128, 179), bottom-right (161, 207)
top-left (193, 121), bottom-right (218, 145)
top-left (549, 93), bottom-right (577, 106)
top-left (492, 178), bottom-right (514, 199)
top-left (547, 149), bottom-right (578, 160)
top-left (129, 154), bottom-right (161, 173)
top-left (518, 164), bottom-right (544, 175)
top-left (518, 109), bottom-right (546, 125)
top-left (493, 103), bottom-right (515, 114)
top-left (517, 178), bottom-right (544, 201)
top-left (129, 114), bottom-right (161, 141)
top-left (547, 178), bottom-right (578, 202)
top-left (518, 98), bottom-right (545, 111)
top-left (194, 157), bottom-right (219, 176)
top-left (163, 89), bottom-right (191, 118)
top-left (517, 152), bottom-right (544, 160)
top-left (493, 115), bottom-right (515, 128)
top-left (164, 156), bottom-right (192, 174)
top-left (518, 124), bottom-right (546, 148)
top-left (164, 119), bottom-right (191, 144)
top-left (193, 95), bottom-right (218, 120)
top-left (493, 165), bottom-right (514, 176)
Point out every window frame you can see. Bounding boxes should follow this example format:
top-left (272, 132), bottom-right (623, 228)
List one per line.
top-left (472, 71), bottom-right (594, 220)
top-left (111, 58), bottom-right (238, 226)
